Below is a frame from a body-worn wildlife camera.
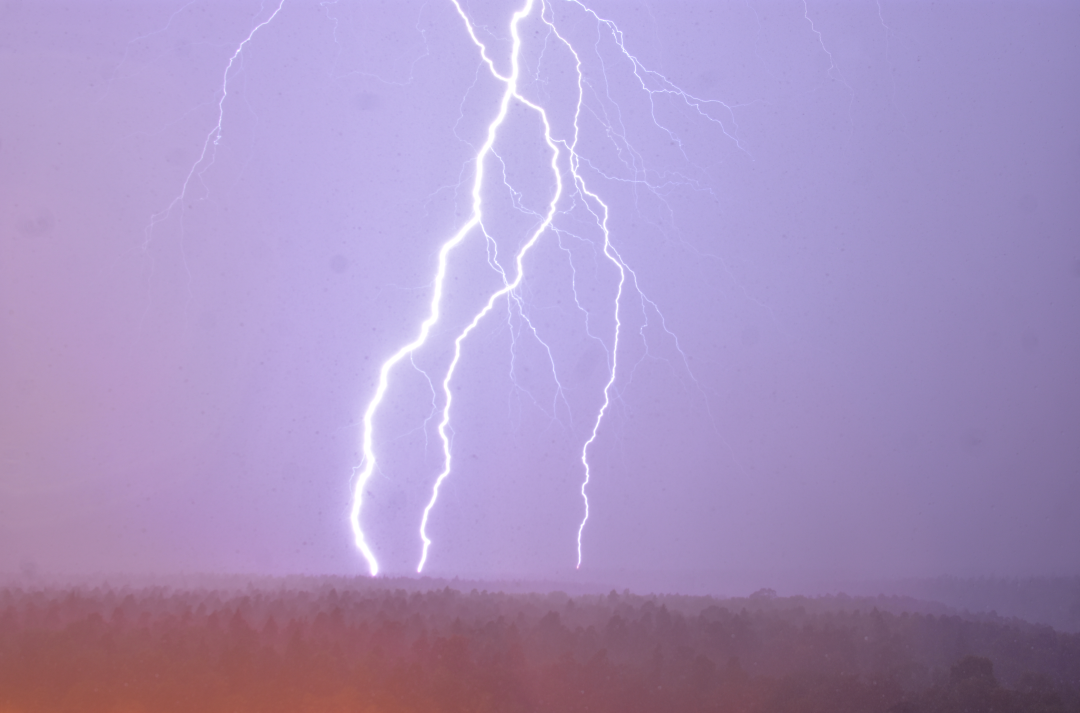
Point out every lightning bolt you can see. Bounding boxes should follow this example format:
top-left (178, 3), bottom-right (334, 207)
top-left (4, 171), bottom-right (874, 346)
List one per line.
top-left (124, 0), bottom-right (757, 578)
top-left (117, 0), bottom-right (884, 579)
top-left (352, 0), bottom-right (564, 576)
top-left (351, 0), bottom-right (741, 576)
top-left (128, 0), bottom-right (739, 578)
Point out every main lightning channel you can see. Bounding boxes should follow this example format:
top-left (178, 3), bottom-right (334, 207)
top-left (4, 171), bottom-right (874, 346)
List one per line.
top-left (413, 0), bottom-right (573, 573)
top-left (352, 0), bottom-right (561, 577)
top-left (353, 0), bottom-right (730, 575)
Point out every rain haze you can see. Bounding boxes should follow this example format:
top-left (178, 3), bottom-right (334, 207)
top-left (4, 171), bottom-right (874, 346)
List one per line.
top-left (1, 0), bottom-right (1078, 597)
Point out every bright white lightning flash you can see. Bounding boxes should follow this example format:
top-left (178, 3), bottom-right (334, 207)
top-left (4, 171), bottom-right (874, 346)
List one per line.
top-left (136, 0), bottom-right (740, 578)
top-left (350, 0), bottom-right (572, 576)
top-left (352, 0), bottom-right (739, 576)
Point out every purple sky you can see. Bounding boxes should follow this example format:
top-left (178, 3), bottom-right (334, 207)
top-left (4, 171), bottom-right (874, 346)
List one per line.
top-left (1, 0), bottom-right (1078, 593)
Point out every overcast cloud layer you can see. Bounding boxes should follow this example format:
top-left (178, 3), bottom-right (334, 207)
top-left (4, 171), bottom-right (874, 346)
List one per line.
top-left (1, 0), bottom-right (1078, 594)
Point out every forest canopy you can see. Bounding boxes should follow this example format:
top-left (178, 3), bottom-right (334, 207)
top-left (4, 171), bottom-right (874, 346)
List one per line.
top-left (1, 580), bottom-right (1078, 712)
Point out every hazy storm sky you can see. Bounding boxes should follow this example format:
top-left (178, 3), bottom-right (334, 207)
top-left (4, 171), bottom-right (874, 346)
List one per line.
top-left (1, 0), bottom-right (1077, 592)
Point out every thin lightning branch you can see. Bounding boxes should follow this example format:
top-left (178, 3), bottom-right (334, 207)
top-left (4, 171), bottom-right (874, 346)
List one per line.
top-left (802, 0), bottom-right (856, 127)
top-left (129, 0), bottom-right (285, 324)
top-left (572, 202), bottom-right (623, 570)
top-left (406, 353), bottom-right (439, 454)
top-left (101, 0), bottom-right (199, 100)
top-left (537, 9), bottom-right (627, 569)
top-left (489, 152), bottom-right (572, 428)
top-left (144, 0), bottom-right (287, 247)
top-left (514, 298), bottom-right (574, 427)
top-left (131, 0), bottom-right (286, 330)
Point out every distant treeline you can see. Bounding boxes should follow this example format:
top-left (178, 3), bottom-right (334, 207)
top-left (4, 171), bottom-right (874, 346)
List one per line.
top-left (865, 576), bottom-right (1080, 634)
top-left (1, 583), bottom-right (1078, 712)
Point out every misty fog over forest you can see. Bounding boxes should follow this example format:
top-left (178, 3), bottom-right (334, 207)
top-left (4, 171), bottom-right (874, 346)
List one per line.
top-left (2, 577), bottom-right (1079, 712)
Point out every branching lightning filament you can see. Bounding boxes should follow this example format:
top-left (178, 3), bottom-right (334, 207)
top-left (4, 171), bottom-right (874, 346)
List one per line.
top-left (350, 0), bottom-right (734, 577)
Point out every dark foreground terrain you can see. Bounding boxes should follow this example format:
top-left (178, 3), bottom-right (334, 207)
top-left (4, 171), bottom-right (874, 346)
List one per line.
top-left (1, 580), bottom-right (1078, 712)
